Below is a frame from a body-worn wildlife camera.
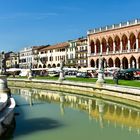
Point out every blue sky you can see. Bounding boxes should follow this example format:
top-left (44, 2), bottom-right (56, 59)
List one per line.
top-left (0, 0), bottom-right (140, 52)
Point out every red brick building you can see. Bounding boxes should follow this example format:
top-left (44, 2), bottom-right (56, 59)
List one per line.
top-left (87, 19), bottom-right (140, 69)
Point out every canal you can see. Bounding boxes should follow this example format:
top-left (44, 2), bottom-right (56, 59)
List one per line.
top-left (5, 87), bottom-right (140, 140)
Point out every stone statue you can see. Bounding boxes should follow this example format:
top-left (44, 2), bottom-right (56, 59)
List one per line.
top-left (59, 59), bottom-right (65, 81)
top-left (96, 55), bottom-right (105, 86)
top-left (99, 55), bottom-right (103, 70)
top-left (60, 59), bottom-right (64, 70)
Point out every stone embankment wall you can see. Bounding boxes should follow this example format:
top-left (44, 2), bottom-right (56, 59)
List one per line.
top-left (8, 79), bottom-right (140, 108)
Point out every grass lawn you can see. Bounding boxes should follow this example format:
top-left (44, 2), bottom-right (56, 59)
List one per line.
top-left (8, 76), bottom-right (140, 88)
top-left (65, 77), bottom-right (140, 88)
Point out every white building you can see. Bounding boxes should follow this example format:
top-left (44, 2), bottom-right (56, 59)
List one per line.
top-left (19, 47), bottom-right (34, 68)
top-left (66, 40), bottom-right (77, 67)
top-left (38, 42), bottom-right (69, 68)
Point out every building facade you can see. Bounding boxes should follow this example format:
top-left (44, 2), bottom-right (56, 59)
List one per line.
top-left (19, 47), bottom-right (34, 68)
top-left (65, 40), bottom-right (77, 68)
top-left (87, 19), bottom-right (140, 69)
top-left (76, 37), bottom-right (88, 68)
top-left (5, 52), bottom-right (19, 68)
top-left (38, 42), bottom-right (69, 68)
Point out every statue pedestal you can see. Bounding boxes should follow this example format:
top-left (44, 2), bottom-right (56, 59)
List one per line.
top-left (96, 70), bottom-right (105, 87)
top-left (0, 75), bottom-right (10, 94)
top-left (28, 70), bottom-right (32, 80)
top-left (58, 70), bottom-right (65, 82)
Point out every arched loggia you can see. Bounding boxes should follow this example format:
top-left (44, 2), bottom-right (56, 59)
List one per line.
top-left (102, 38), bottom-right (107, 53)
top-left (48, 64), bottom-right (51, 68)
top-left (130, 56), bottom-right (136, 68)
top-left (122, 57), bottom-right (128, 69)
top-left (122, 34), bottom-right (128, 51)
top-left (138, 32), bottom-right (140, 49)
top-left (138, 57), bottom-right (140, 69)
top-left (108, 37), bottom-right (113, 52)
top-left (129, 33), bottom-right (136, 50)
top-left (90, 40), bottom-right (95, 53)
top-left (108, 58), bottom-right (113, 67)
top-left (115, 57), bottom-right (120, 68)
top-left (52, 64), bottom-right (56, 68)
top-left (114, 36), bottom-right (120, 52)
top-left (90, 59), bottom-right (95, 67)
top-left (96, 39), bottom-right (101, 54)
top-left (96, 59), bottom-right (99, 68)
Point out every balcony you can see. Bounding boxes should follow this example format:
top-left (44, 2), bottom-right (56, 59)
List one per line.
top-left (76, 49), bottom-right (87, 53)
top-left (76, 56), bottom-right (87, 60)
top-left (90, 48), bottom-right (140, 57)
top-left (77, 63), bottom-right (87, 67)
top-left (67, 58), bottom-right (76, 61)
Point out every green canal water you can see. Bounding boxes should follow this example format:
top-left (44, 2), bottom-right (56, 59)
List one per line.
top-left (6, 88), bottom-right (140, 140)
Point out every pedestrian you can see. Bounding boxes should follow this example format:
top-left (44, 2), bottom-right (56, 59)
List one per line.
top-left (113, 70), bottom-right (119, 85)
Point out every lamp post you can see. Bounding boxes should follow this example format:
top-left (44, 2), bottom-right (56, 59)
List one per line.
top-left (96, 55), bottom-right (105, 86)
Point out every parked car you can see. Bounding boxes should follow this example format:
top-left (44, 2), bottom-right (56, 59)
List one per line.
top-left (117, 68), bottom-right (139, 80)
top-left (48, 71), bottom-right (59, 77)
top-left (76, 72), bottom-right (91, 78)
top-left (133, 71), bottom-right (140, 80)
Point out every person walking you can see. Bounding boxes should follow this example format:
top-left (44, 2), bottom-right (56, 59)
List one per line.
top-left (113, 70), bottom-right (119, 85)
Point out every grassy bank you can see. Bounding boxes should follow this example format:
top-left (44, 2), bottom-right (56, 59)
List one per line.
top-left (65, 77), bottom-right (140, 88)
top-left (8, 76), bottom-right (140, 88)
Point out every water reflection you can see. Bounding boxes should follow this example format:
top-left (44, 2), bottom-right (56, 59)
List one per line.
top-left (11, 88), bottom-right (140, 135)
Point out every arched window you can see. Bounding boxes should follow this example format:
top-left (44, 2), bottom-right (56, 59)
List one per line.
top-left (122, 57), bottom-right (128, 69)
top-left (130, 56), bottom-right (136, 68)
top-left (90, 59), bottom-right (95, 67)
top-left (108, 58), bottom-right (113, 67)
top-left (138, 32), bottom-right (140, 49)
top-left (57, 63), bottom-right (60, 67)
top-left (48, 64), bottom-right (51, 68)
top-left (108, 37), bottom-right (113, 52)
top-left (102, 38), bottom-right (107, 53)
top-left (52, 64), bottom-right (56, 68)
top-left (96, 59), bottom-right (99, 68)
top-left (115, 57), bottom-right (120, 68)
top-left (96, 39), bottom-right (100, 54)
top-left (129, 33), bottom-right (136, 50)
top-left (114, 36), bottom-right (120, 52)
top-left (122, 34), bottom-right (128, 51)
top-left (138, 57), bottom-right (140, 69)
top-left (90, 40), bottom-right (95, 53)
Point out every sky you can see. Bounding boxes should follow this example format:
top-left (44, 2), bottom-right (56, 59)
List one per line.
top-left (0, 0), bottom-right (140, 52)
